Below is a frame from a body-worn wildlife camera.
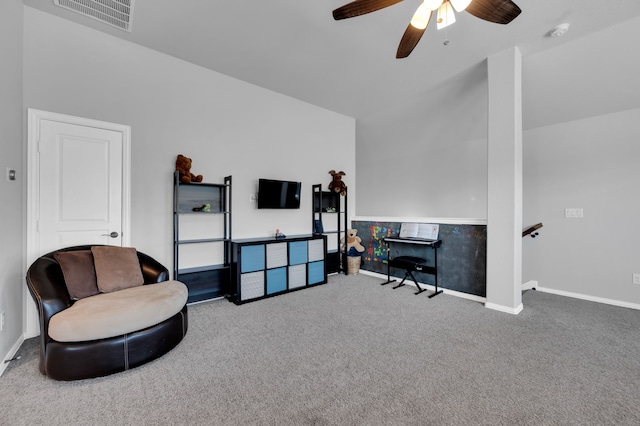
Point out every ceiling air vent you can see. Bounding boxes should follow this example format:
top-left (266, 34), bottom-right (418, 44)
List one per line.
top-left (54, 0), bottom-right (135, 32)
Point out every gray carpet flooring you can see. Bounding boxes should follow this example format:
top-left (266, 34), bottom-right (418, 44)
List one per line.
top-left (2, 273), bottom-right (640, 425)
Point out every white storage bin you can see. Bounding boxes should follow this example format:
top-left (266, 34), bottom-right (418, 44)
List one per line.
top-left (266, 242), bottom-right (288, 269)
top-left (288, 264), bottom-right (306, 289)
top-left (241, 271), bottom-right (264, 301)
top-left (308, 239), bottom-right (325, 262)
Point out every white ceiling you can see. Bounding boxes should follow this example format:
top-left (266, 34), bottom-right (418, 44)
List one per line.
top-left (22, 0), bottom-right (640, 119)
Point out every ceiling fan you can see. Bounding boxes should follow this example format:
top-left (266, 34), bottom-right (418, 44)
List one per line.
top-left (333, 0), bottom-right (521, 58)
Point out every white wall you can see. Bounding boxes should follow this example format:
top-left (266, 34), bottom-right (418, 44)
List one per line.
top-left (355, 63), bottom-right (488, 219)
top-left (523, 108), bottom-right (640, 305)
top-left (521, 17), bottom-right (640, 307)
top-left (0, 0), bottom-right (24, 371)
top-left (23, 7), bottom-right (355, 272)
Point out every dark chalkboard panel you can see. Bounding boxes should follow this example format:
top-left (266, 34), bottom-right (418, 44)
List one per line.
top-left (352, 221), bottom-right (487, 297)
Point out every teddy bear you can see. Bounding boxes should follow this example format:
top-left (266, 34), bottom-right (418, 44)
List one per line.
top-left (328, 170), bottom-right (347, 196)
top-left (176, 154), bottom-right (203, 184)
top-left (341, 228), bottom-right (365, 256)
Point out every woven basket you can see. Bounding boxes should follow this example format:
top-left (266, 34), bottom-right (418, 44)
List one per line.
top-left (347, 256), bottom-right (361, 274)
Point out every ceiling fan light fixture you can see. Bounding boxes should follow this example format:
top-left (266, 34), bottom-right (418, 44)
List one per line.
top-left (332, 0), bottom-right (522, 58)
top-left (436, 1), bottom-right (456, 29)
top-left (410, 3), bottom-right (432, 29)
top-left (423, 0), bottom-right (445, 11)
top-left (450, 0), bottom-right (472, 12)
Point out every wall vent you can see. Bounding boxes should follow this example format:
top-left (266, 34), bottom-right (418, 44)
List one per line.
top-left (54, 0), bottom-right (135, 32)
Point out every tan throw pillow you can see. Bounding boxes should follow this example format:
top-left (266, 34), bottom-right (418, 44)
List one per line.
top-left (91, 246), bottom-right (144, 293)
top-left (53, 250), bottom-right (100, 300)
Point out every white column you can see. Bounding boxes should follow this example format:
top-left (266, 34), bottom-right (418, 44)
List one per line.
top-left (485, 47), bottom-right (523, 314)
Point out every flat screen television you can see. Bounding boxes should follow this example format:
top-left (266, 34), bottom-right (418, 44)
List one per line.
top-left (257, 179), bottom-right (301, 209)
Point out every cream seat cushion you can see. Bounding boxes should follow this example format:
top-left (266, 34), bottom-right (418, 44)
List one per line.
top-left (49, 280), bottom-right (188, 342)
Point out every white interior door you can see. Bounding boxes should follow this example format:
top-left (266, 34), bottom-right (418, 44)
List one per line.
top-left (38, 119), bottom-right (123, 250)
top-left (26, 109), bottom-right (131, 337)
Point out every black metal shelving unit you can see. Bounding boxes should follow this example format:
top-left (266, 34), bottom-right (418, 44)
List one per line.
top-left (312, 184), bottom-right (348, 274)
top-left (173, 171), bottom-right (232, 303)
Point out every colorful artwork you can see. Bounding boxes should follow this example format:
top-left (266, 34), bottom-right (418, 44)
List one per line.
top-left (360, 223), bottom-right (400, 264)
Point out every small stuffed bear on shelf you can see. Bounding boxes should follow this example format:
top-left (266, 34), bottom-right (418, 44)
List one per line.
top-left (328, 170), bottom-right (347, 196)
top-left (176, 154), bottom-right (203, 184)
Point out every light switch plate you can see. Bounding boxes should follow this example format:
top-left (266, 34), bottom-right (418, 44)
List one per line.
top-left (565, 208), bottom-right (583, 218)
top-left (6, 168), bottom-right (16, 182)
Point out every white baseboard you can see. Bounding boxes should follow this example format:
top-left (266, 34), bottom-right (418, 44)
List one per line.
top-left (358, 269), bottom-right (487, 304)
top-left (534, 286), bottom-right (640, 311)
top-left (485, 302), bottom-right (524, 315)
top-left (521, 280), bottom-right (538, 291)
top-left (0, 334), bottom-right (25, 378)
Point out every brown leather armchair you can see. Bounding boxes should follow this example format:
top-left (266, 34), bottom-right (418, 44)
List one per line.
top-left (26, 245), bottom-right (188, 381)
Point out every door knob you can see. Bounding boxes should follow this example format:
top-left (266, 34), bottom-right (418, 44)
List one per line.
top-left (101, 231), bottom-right (119, 238)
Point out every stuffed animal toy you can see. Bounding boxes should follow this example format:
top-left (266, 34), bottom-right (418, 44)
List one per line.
top-left (328, 170), bottom-right (347, 196)
top-left (341, 228), bottom-right (365, 256)
top-left (176, 154), bottom-right (203, 184)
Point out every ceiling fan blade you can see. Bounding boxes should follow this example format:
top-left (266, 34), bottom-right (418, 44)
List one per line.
top-left (464, 0), bottom-right (521, 24)
top-left (396, 20), bottom-right (429, 59)
top-left (333, 0), bottom-right (404, 20)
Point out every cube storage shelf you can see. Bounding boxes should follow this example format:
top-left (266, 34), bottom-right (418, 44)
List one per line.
top-left (230, 234), bottom-right (327, 304)
top-left (173, 171), bottom-right (232, 304)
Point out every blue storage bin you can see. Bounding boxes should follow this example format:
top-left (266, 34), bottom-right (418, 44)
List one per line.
top-left (308, 260), bottom-right (325, 285)
top-left (241, 245), bottom-right (265, 273)
top-left (266, 267), bottom-right (287, 294)
top-left (289, 241), bottom-right (308, 265)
